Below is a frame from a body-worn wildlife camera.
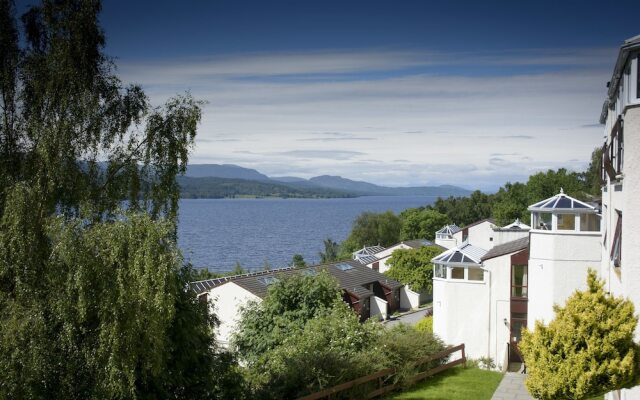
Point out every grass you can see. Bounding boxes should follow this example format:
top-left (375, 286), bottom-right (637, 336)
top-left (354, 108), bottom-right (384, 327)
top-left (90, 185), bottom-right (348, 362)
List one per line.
top-left (386, 366), bottom-right (502, 400)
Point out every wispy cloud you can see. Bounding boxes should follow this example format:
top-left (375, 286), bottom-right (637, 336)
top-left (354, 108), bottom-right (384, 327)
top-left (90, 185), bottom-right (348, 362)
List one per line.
top-left (120, 46), bottom-right (613, 189)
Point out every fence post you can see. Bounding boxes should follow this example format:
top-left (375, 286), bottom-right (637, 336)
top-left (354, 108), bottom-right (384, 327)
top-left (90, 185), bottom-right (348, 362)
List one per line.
top-left (461, 344), bottom-right (466, 368)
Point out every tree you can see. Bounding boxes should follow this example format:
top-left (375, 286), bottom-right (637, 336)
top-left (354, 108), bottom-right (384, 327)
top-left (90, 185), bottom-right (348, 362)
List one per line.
top-left (340, 211), bottom-right (401, 257)
top-left (581, 147), bottom-right (603, 197)
top-left (526, 168), bottom-right (587, 204)
top-left (385, 246), bottom-right (444, 292)
top-left (291, 254), bottom-right (306, 268)
top-left (491, 182), bottom-right (529, 226)
top-left (428, 190), bottom-right (492, 227)
top-left (519, 270), bottom-right (639, 400)
top-left (233, 271), bottom-right (343, 364)
top-left (319, 237), bottom-right (340, 263)
top-left (0, 1), bottom-right (235, 398)
top-left (245, 304), bottom-right (381, 399)
top-left (399, 208), bottom-right (450, 241)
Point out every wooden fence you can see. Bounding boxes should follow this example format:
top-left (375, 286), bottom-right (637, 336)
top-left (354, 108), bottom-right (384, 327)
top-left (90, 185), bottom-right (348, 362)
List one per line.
top-left (298, 343), bottom-right (466, 400)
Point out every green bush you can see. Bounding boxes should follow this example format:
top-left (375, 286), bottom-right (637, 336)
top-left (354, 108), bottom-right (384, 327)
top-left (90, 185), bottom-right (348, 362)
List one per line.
top-left (520, 270), bottom-right (639, 400)
top-left (415, 316), bottom-right (433, 333)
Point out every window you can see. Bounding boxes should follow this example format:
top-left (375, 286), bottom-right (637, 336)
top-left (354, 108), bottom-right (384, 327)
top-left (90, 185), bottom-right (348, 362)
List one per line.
top-left (462, 229), bottom-right (469, 242)
top-left (538, 213), bottom-right (552, 230)
top-left (258, 276), bottom-right (279, 286)
top-left (336, 263), bottom-right (354, 271)
top-left (580, 213), bottom-right (600, 232)
top-left (468, 268), bottom-right (484, 281)
top-left (557, 214), bottom-right (575, 231)
top-left (451, 267), bottom-right (464, 279)
top-left (637, 55), bottom-right (640, 99)
top-left (511, 265), bottom-right (528, 298)
top-left (372, 262), bottom-right (379, 272)
top-left (434, 264), bottom-right (446, 279)
top-left (611, 211), bottom-right (622, 268)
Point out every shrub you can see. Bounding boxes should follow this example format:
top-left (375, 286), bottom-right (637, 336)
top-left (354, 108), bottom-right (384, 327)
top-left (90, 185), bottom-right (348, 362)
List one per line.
top-left (520, 270), bottom-right (639, 400)
top-left (415, 316), bottom-right (433, 333)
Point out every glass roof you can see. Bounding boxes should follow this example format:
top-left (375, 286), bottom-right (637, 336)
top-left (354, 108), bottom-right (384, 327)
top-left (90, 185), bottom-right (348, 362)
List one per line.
top-left (528, 189), bottom-right (596, 212)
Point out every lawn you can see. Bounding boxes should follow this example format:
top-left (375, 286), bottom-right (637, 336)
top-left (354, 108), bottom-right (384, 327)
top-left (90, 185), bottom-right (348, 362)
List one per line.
top-left (386, 367), bottom-right (502, 400)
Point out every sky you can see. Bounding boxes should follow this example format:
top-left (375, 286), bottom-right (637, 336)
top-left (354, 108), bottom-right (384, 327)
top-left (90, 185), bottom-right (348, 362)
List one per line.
top-left (18, 0), bottom-right (640, 190)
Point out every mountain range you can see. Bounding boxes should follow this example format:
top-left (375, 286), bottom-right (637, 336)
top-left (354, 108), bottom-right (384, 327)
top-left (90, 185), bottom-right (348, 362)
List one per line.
top-left (179, 164), bottom-right (472, 199)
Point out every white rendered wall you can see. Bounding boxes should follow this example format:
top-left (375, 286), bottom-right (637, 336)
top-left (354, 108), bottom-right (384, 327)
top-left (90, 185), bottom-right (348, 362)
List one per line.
top-left (528, 231), bottom-right (601, 328)
top-left (432, 277), bottom-right (489, 360)
top-left (467, 222), bottom-right (496, 250)
top-left (207, 282), bottom-right (261, 347)
top-left (493, 230), bottom-right (529, 246)
top-left (373, 244), bottom-right (411, 273)
top-left (484, 256), bottom-right (514, 368)
top-left (400, 286), bottom-right (421, 309)
top-left (617, 104), bottom-right (640, 400)
top-left (370, 296), bottom-right (389, 320)
top-left (435, 237), bottom-right (458, 249)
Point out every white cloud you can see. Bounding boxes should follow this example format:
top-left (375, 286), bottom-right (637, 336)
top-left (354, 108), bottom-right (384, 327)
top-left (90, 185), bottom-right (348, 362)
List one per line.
top-left (119, 47), bottom-right (613, 190)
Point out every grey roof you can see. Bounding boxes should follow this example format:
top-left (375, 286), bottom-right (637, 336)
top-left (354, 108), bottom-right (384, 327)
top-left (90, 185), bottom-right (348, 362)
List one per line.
top-left (431, 243), bottom-right (487, 265)
top-left (191, 260), bottom-right (403, 299)
top-left (436, 224), bottom-right (461, 235)
top-left (401, 239), bottom-right (435, 248)
top-left (355, 255), bottom-right (379, 265)
top-left (528, 189), bottom-right (597, 213)
top-left (481, 237), bottom-right (530, 261)
top-left (601, 34), bottom-right (640, 123)
top-left (463, 218), bottom-right (496, 229)
top-left (354, 245), bottom-right (386, 257)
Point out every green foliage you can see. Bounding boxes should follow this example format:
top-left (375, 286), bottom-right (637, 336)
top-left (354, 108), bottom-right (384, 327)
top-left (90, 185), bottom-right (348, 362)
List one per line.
top-left (374, 324), bottom-right (447, 386)
top-left (340, 211), bottom-right (402, 256)
top-left (246, 304), bottom-right (381, 399)
top-left (319, 237), bottom-right (340, 263)
top-left (581, 147), bottom-right (604, 197)
top-left (0, 1), bottom-right (236, 398)
top-left (399, 208), bottom-right (450, 241)
top-left (233, 272), bottom-right (343, 364)
top-left (477, 357), bottom-right (496, 370)
top-left (520, 270), bottom-right (639, 400)
top-left (385, 246), bottom-right (443, 292)
top-left (428, 190), bottom-right (493, 227)
top-left (415, 316), bottom-right (433, 333)
top-left (491, 182), bottom-right (530, 226)
top-left (291, 254), bottom-right (306, 268)
top-left (232, 261), bottom-right (245, 275)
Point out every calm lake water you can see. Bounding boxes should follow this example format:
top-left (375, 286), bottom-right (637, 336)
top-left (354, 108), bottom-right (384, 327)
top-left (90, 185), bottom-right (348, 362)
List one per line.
top-left (177, 196), bottom-right (437, 273)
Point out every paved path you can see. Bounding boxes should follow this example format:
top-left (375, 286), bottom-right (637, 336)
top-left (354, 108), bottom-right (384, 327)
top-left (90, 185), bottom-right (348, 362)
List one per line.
top-left (491, 372), bottom-right (535, 400)
top-left (384, 309), bottom-right (429, 328)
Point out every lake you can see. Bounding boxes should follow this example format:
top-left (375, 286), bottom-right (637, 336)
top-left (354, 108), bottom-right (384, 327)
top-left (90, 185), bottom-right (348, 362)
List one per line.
top-left (177, 196), bottom-right (437, 273)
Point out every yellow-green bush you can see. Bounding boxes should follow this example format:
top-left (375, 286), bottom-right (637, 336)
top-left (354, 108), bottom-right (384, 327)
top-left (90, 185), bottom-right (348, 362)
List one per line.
top-left (520, 270), bottom-right (639, 400)
top-left (415, 316), bottom-right (433, 333)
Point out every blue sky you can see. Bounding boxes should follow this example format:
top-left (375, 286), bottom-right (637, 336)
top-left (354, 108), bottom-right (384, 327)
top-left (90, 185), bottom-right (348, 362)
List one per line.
top-left (17, 0), bottom-right (640, 190)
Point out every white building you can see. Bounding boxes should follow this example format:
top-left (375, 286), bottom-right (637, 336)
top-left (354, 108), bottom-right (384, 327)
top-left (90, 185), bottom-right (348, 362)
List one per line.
top-left (432, 243), bottom-right (489, 360)
top-left (359, 239), bottom-right (436, 274)
top-left (432, 203), bottom-right (597, 369)
top-left (191, 260), bottom-right (405, 347)
top-left (435, 219), bottom-right (499, 250)
top-left (599, 34), bottom-right (640, 400)
top-left (527, 190), bottom-right (601, 327)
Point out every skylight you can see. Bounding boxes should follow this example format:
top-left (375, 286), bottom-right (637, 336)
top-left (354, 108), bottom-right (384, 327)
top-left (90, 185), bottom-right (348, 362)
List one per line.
top-left (335, 263), bottom-right (354, 271)
top-left (257, 276), bottom-right (279, 286)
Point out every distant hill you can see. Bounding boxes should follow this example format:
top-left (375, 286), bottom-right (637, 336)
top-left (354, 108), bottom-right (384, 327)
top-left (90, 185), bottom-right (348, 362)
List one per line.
top-left (305, 175), bottom-right (472, 197)
top-left (180, 163), bottom-right (473, 198)
top-left (270, 176), bottom-right (307, 183)
top-left (186, 164), bottom-right (270, 181)
top-left (177, 176), bottom-right (354, 199)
